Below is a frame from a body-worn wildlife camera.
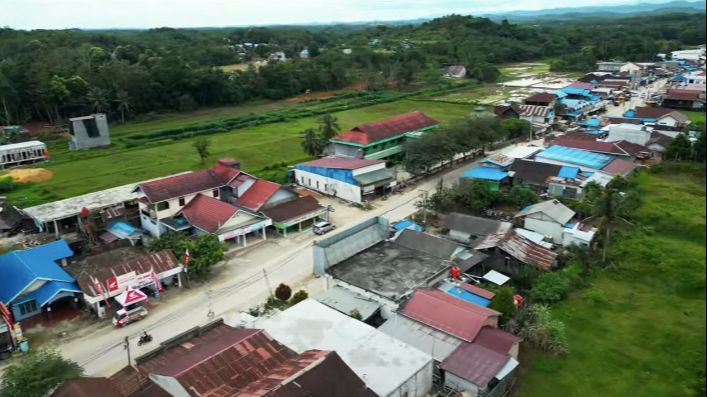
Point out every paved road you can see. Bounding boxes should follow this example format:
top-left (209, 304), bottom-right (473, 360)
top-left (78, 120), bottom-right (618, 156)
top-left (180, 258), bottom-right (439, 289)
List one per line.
top-left (605, 78), bottom-right (668, 117)
top-left (53, 141), bottom-right (540, 377)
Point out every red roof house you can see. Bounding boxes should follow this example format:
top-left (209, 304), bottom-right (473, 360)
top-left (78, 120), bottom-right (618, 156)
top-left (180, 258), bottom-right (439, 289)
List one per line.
top-left (400, 289), bottom-right (500, 342)
top-left (331, 111), bottom-right (439, 146)
top-left (601, 158), bottom-right (638, 176)
top-left (440, 342), bottom-right (514, 390)
top-left (235, 179), bottom-right (286, 212)
top-left (138, 159), bottom-right (242, 203)
top-left (179, 193), bottom-right (239, 233)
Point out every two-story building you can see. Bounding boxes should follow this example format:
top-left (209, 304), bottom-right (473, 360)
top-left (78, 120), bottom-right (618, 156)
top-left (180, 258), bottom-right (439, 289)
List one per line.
top-left (325, 111), bottom-right (439, 161)
top-left (136, 158), bottom-right (326, 241)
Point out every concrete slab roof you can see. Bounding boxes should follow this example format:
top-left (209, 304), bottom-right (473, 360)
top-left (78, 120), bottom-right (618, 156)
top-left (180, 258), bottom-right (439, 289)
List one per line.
top-left (328, 240), bottom-right (451, 302)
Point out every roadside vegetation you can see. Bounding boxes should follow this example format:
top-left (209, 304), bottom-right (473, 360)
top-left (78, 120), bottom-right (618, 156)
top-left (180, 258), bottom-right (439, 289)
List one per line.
top-left (516, 164), bottom-right (706, 397)
top-left (0, 349), bottom-right (82, 397)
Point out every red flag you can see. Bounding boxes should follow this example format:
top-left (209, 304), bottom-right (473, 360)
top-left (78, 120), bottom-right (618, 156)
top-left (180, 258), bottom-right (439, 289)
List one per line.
top-left (93, 276), bottom-right (111, 309)
top-left (183, 249), bottom-right (190, 271)
top-left (151, 271), bottom-right (163, 292)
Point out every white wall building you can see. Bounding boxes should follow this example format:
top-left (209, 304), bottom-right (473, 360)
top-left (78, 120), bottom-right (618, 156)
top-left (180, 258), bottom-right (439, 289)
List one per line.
top-left (293, 157), bottom-right (395, 203)
top-left (514, 199), bottom-right (576, 245)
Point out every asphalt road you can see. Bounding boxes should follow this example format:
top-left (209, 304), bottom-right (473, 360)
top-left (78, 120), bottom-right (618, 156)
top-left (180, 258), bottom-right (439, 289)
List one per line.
top-left (55, 142), bottom-right (536, 377)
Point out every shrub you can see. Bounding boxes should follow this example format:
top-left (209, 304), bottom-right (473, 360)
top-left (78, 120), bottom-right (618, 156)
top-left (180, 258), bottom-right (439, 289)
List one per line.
top-left (490, 286), bottom-right (517, 324)
top-left (585, 288), bottom-right (607, 305)
top-left (289, 290), bottom-right (308, 305)
top-left (517, 304), bottom-right (569, 355)
top-left (275, 283), bottom-right (292, 301)
top-left (349, 309), bottom-right (363, 320)
top-left (0, 177), bottom-right (15, 193)
top-left (530, 271), bottom-right (571, 304)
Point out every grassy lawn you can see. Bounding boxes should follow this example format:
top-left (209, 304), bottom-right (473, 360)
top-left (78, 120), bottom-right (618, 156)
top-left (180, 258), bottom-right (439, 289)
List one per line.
top-left (7, 99), bottom-right (472, 206)
top-left (683, 111), bottom-right (706, 124)
top-left (516, 164), bottom-right (706, 397)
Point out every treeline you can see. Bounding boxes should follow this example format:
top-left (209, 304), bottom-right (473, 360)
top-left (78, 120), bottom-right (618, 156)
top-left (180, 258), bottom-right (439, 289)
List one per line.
top-left (0, 12), bottom-right (704, 125)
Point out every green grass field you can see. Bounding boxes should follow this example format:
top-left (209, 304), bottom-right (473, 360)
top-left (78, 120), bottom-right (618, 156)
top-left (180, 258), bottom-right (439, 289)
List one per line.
top-left (7, 98), bottom-right (472, 206)
top-left (516, 164), bottom-right (706, 397)
top-left (684, 111), bottom-right (706, 124)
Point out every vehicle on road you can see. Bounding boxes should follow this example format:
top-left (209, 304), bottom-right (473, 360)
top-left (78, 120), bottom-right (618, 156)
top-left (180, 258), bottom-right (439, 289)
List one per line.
top-left (137, 331), bottom-right (153, 346)
top-left (112, 306), bottom-right (148, 328)
top-left (313, 221), bottom-right (335, 235)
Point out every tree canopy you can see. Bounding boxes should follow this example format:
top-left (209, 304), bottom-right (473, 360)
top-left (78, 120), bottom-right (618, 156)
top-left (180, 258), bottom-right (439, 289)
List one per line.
top-left (0, 349), bottom-right (83, 397)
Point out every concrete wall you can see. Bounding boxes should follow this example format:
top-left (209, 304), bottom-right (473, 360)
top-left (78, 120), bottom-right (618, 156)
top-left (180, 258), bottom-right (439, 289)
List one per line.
top-left (444, 372), bottom-right (480, 397)
top-left (607, 126), bottom-right (651, 146)
top-left (391, 359), bottom-right (434, 397)
top-left (524, 215), bottom-right (564, 244)
top-left (70, 114), bottom-right (111, 149)
top-left (294, 169), bottom-right (362, 203)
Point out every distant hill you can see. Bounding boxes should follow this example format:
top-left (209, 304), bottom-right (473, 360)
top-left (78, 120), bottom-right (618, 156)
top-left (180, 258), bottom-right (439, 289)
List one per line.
top-left (483, 1), bottom-right (706, 22)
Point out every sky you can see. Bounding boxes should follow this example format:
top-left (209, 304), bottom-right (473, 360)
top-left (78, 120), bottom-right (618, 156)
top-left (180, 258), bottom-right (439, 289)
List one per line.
top-left (0, 0), bottom-right (681, 29)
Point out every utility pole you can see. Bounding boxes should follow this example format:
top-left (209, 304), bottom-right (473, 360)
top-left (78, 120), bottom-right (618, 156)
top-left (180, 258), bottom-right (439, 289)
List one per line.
top-left (123, 336), bottom-right (131, 367)
top-left (263, 269), bottom-right (273, 298)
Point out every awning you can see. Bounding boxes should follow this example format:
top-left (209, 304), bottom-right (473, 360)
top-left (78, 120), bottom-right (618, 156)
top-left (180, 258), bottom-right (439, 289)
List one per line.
top-left (483, 270), bottom-right (510, 286)
top-left (114, 287), bottom-right (147, 306)
top-left (354, 168), bottom-right (395, 187)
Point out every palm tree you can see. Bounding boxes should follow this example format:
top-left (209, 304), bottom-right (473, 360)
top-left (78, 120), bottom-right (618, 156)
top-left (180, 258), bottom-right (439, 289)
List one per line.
top-left (86, 87), bottom-right (109, 113)
top-left (317, 114), bottom-right (340, 140)
top-left (300, 128), bottom-right (324, 157)
top-left (588, 188), bottom-right (633, 263)
top-left (114, 90), bottom-right (132, 123)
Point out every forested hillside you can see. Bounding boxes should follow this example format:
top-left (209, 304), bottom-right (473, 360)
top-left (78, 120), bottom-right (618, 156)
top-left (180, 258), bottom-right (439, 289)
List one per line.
top-left (0, 12), bottom-right (703, 125)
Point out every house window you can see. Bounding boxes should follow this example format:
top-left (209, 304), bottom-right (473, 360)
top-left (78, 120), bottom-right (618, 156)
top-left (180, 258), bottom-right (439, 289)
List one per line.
top-left (178, 197), bottom-right (186, 207)
top-left (157, 202), bottom-right (170, 211)
top-left (316, 181), bottom-right (320, 189)
top-left (18, 300), bottom-right (38, 316)
top-left (212, 189), bottom-right (219, 198)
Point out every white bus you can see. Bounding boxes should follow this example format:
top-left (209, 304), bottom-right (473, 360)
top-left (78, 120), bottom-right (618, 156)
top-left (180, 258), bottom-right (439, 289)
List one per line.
top-left (0, 141), bottom-right (48, 168)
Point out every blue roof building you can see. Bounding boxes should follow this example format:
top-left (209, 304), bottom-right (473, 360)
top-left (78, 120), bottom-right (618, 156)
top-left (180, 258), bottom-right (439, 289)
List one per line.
top-left (462, 166), bottom-right (509, 191)
top-left (0, 240), bottom-right (79, 321)
top-left (535, 146), bottom-right (613, 170)
top-left (558, 166), bottom-right (580, 179)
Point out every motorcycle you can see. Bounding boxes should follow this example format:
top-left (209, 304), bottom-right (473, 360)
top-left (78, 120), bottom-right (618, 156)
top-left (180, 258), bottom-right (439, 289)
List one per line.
top-left (137, 332), bottom-right (153, 346)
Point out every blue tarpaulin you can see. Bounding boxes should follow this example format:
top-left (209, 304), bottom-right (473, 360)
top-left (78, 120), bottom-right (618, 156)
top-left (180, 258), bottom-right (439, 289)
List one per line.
top-left (558, 166), bottom-right (580, 179)
top-left (392, 219), bottom-right (422, 232)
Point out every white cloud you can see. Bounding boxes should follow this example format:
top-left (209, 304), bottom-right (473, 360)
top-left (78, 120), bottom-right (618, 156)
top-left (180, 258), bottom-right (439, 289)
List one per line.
top-left (0, 0), bottom-right (651, 29)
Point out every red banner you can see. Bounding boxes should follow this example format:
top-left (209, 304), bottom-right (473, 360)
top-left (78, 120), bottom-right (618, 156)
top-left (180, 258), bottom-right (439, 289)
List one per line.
top-left (107, 277), bottom-right (119, 292)
top-left (151, 271), bottom-right (163, 292)
top-left (183, 249), bottom-right (190, 271)
top-left (93, 276), bottom-right (111, 309)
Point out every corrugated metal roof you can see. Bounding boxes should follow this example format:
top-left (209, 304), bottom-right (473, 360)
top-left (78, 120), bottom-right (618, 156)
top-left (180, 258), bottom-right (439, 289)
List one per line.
top-left (497, 230), bottom-right (558, 270)
top-left (551, 137), bottom-right (629, 156)
top-left (601, 158), bottom-right (638, 176)
top-left (139, 162), bottom-right (241, 204)
top-left (524, 92), bottom-right (556, 104)
top-left (474, 326), bottom-right (521, 356)
top-left (508, 160), bottom-right (561, 186)
top-left (180, 194), bottom-right (238, 233)
top-left (297, 157), bottom-right (384, 170)
top-left (331, 111), bottom-right (439, 146)
top-left (51, 378), bottom-right (124, 397)
top-left (250, 299), bottom-right (432, 397)
top-left (75, 250), bottom-right (179, 298)
top-left (557, 166), bottom-right (580, 179)
top-left (536, 145), bottom-right (613, 169)
top-left (235, 179), bottom-right (282, 212)
top-left (462, 166), bottom-right (509, 182)
top-left (0, 240), bottom-right (75, 304)
top-left (441, 342), bottom-right (510, 388)
top-left (514, 199), bottom-right (575, 225)
top-left (519, 105), bottom-right (550, 117)
top-left (400, 289), bottom-right (499, 342)
top-left (378, 314), bottom-right (463, 362)
top-left (353, 167), bottom-right (395, 186)
top-left (261, 196), bottom-right (324, 224)
top-left (445, 213), bottom-right (512, 237)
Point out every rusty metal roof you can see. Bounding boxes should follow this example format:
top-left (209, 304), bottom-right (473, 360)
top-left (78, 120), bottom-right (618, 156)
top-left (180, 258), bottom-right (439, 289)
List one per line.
top-left (497, 230), bottom-right (557, 270)
top-left (138, 160), bottom-right (241, 203)
top-left (261, 196), bottom-right (324, 224)
top-left (441, 342), bottom-right (509, 388)
top-left (50, 378), bottom-right (124, 397)
top-left (180, 193), bottom-right (239, 233)
top-left (75, 249), bottom-right (179, 297)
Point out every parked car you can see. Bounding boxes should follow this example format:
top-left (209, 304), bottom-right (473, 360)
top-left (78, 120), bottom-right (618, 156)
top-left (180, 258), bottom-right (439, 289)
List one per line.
top-left (112, 306), bottom-right (148, 328)
top-left (313, 221), bottom-right (335, 235)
